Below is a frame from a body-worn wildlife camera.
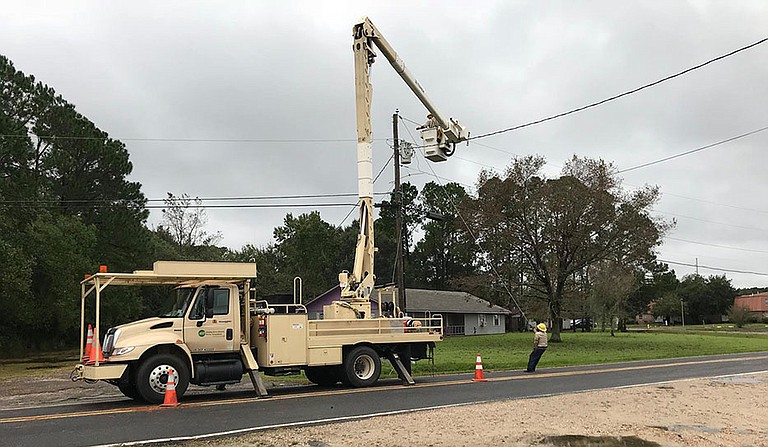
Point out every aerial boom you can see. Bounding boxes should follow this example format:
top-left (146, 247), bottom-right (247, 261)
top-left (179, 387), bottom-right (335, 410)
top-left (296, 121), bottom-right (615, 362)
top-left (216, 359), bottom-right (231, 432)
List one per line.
top-left (337, 17), bottom-right (469, 313)
top-left (354, 18), bottom-right (469, 145)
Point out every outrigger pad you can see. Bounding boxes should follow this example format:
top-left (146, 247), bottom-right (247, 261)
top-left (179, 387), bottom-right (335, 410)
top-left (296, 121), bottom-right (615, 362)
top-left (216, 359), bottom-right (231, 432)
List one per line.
top-left (386, 353), bottom-right (415, 386)
top-left (247, 370), bottom-right (270, 398)
top-left (241, 344), bottom-right (270, 398)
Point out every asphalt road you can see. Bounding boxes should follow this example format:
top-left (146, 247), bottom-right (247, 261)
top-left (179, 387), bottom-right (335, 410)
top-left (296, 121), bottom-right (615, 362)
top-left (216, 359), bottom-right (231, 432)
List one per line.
top-left (2, 352), bottom-right (767, 447)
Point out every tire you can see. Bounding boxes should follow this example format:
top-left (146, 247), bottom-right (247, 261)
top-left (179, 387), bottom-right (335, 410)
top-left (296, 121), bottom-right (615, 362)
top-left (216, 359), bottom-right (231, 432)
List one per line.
top-left (304, 366), bottom-right (340, 387)
top-left (342, 346), bottom-right (381, 388)
top-left (117, 381), bottom-right (140, 400)
top-left (135, 354), bottom-right (190, 404)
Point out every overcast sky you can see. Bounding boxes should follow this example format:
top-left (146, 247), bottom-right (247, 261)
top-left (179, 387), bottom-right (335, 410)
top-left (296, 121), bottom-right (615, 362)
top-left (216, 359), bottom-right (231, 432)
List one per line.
top-left (2, 1), bottom-right (767, 288)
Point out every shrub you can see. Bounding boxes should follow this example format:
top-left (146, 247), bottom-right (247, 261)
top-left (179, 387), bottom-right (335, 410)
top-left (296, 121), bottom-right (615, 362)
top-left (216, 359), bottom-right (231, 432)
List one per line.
top-left (727, 305), bottom-right (754, 328)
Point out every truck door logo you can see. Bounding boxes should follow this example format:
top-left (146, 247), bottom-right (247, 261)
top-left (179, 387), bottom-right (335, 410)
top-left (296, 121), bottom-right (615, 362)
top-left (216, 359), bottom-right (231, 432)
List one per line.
top-left (198, 330), bottom-right (206, 337)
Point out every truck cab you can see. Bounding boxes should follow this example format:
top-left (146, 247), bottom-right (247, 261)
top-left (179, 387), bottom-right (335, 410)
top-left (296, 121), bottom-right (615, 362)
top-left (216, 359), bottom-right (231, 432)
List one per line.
top-left (74, 262), bottom-right (260, 403)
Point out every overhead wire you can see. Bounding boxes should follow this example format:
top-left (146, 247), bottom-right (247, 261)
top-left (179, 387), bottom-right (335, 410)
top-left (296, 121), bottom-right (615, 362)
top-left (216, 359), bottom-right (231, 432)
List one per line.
top-left (337, 153), bottom-right (395, 227)
top-left (467, 37), bottom-right (768, 141)
top-left (401, 115), bottom-right (768, 279)
top-left (423, 152), bottom-right (530, 322)
top-left (395, 123), bottom-right (768, 280)
top-left (5, 38), bottom-right (764, 151)
top-left (653, 210), bottom-right (768, 234)
top-left (399, 116), bottom-right (531, 321)
top-left (617, 125), bottom-right (768, 173)
top-left (2, 202), bottom-right (358, 210)
top-left (664, 236), bottom-right (768, 254)
top-left (7, 36), bottom-right (766, 283)
top-left (660, 191), bottom-right (768, 215)
top-left (658, 259), bottom-right (768, 277)
top-left (0, 192), bottom-right (385, 205)
top-left (0, 134), bottom-right (365, 144)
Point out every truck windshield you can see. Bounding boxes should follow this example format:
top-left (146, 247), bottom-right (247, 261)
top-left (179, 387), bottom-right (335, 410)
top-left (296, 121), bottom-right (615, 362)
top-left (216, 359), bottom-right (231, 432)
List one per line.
top-left (161, 288), bottom-right (196, 317)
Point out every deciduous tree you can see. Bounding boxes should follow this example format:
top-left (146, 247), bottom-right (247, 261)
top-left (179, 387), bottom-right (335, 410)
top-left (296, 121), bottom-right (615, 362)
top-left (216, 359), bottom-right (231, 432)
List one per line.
top-left (470, 155), bottom-right (669, 342)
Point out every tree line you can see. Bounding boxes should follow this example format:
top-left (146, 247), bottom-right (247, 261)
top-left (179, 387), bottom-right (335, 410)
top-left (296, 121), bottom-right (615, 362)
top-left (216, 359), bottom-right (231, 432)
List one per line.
top-left (0, 55), bottom-right (751, 353)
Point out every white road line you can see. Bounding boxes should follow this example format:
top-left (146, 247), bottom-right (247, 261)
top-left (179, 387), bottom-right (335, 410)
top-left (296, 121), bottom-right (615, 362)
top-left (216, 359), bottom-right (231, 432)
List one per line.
top-left (92, 370), bottom-right (768, 447)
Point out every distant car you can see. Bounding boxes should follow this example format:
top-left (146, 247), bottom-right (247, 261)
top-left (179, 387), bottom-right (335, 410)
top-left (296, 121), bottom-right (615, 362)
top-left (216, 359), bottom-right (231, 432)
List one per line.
top-left (571, 319), bottom-right (594, 331)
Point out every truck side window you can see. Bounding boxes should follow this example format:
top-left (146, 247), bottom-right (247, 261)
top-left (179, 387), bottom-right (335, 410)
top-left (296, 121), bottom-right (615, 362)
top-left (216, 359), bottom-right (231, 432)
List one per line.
top-left (189, 288), bottom-right (208, 320)
top-left (211, 289), bottom-right (230, 315)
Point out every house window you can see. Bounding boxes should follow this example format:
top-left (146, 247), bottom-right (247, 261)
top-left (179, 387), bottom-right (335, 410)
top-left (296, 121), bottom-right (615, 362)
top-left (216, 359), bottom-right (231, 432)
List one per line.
top-left (493, 314), bottom-right (500, 326)
top-left (479, 314), bottom-right (487, 327)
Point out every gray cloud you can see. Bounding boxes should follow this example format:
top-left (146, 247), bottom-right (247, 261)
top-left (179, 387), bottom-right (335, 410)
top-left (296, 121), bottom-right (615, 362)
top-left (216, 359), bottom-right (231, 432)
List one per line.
top-left (2, 1), bottom-right (767, 286)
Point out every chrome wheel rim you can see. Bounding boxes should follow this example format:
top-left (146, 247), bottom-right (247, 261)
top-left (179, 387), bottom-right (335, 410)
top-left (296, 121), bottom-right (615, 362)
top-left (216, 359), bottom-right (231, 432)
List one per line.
top-left (147, 364), bottom-right (174, 394)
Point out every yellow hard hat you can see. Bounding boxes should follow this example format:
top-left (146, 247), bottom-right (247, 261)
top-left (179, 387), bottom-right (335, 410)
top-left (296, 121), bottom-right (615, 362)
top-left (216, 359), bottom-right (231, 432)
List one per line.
top-left (537, 323), bottom-right (547, 332)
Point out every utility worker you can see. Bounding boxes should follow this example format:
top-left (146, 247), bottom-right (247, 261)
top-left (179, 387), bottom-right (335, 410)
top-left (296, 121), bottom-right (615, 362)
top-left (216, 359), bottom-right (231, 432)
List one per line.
top-left (416, 113), bottom-right (444, 144)
top-left (524, 323), bottom-right (548, 372)
top-left (416, 113), bottom-right (438, 130)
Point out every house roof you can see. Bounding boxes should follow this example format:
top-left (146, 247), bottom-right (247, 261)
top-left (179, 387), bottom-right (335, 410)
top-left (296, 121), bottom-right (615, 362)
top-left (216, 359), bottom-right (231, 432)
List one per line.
top-left (397, 288), bottom-right (514, 315)
top-left (306, 285), bottom-right (516, 315)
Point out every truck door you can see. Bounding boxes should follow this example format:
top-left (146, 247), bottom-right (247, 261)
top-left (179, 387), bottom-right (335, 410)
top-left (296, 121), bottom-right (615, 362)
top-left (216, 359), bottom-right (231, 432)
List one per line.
top-left (184, 286), bottom-right (236, 353)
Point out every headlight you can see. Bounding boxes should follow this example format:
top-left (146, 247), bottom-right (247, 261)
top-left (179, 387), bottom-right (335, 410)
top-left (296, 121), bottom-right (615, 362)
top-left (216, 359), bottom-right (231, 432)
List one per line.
top-left (111, 346), bottom-right (135, 356)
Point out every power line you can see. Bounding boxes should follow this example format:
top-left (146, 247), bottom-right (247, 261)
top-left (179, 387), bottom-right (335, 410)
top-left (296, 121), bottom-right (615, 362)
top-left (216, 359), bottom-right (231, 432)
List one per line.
top-left (660, 191), bottom-right (768, 215)
top-left (410, 107), bottom-right (768, 220)
top-left (0, 134), bottom-right (363, 144)
top-left (658, 259), bottom-right (768, 277)
top-left (665, 236), bottom-right (768, 254)
top-left (1, 202), bottom-right (358, 210)
top-left (420, 149), bottom-right (530, 322)
top-left (624, 181), bottom-right (768, 215)
top-left (7, 38), bottom-right (766, 149)
top-left (468, 37), bottom-right (768, 141)
top-left (0, 192), bottom-right (380, 205)
top-left (617, 125), bottom-right (768, 173)
top-left (653, 210), bottom-right (768, 234)
top-left (337, 153), bottom-right (395, 227)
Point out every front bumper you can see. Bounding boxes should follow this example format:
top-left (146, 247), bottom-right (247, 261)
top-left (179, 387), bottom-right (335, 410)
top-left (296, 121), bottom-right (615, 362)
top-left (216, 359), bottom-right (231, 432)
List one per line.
top-left (73, 363), bottom-right (128, 381)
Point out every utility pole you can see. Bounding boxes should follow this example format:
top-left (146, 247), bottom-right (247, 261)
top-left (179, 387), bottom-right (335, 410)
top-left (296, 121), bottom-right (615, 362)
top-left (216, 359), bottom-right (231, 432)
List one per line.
top-left (681, 299), bottom-right (685, 327)
top-left (393, 110), bottom-right (406, 315)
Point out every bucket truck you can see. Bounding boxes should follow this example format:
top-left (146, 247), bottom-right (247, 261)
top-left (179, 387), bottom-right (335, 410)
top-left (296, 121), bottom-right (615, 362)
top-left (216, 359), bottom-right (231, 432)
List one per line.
top-left (71, 17), bottom-right (468, 404)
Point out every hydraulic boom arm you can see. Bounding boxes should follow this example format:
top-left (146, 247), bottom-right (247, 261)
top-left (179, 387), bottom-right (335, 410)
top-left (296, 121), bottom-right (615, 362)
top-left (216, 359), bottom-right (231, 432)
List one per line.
top-left (337, 17), bottom-right (469, 311)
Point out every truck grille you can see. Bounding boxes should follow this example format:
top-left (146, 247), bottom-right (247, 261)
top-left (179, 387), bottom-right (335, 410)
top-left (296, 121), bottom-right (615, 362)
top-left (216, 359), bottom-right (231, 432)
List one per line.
top-left (102, 327), bottom-right (116, 357)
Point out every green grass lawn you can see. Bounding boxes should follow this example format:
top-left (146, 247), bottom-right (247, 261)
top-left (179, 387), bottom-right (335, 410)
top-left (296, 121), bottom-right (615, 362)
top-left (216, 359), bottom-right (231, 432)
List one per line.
top-left (2, 331), bottom-right (766, 382)
top-left (410, 330), bottom-right (768, 376)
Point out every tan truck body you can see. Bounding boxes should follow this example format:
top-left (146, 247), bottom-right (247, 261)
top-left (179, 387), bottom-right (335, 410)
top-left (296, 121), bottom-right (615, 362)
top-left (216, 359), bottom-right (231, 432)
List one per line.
top-left (74, 261), bottom-right (442, 403)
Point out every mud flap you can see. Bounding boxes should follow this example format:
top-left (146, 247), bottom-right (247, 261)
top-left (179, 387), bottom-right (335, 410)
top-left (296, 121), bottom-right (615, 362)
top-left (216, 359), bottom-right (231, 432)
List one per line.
top-left (240, 344), bottom-right (269, 398)
top-left (386, 352), bottom-right (415, 385)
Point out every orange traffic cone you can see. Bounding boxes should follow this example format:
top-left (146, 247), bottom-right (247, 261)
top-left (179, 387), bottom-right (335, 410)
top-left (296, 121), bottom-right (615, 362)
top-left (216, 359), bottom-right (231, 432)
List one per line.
top-left (472, 353), bottom-right (487, 382)
top-left (162, 368), bottom-right (179, 407)
top-left (86, 337), bottom-right (105, 365)
top-left (82, 324), bottom-right (93, 363)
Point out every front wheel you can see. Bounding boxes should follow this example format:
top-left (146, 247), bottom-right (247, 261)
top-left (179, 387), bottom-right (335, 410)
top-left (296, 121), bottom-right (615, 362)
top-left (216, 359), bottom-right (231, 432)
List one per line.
top-left (135, 354), bottom-right (190, 404)
top-left (342, 346), bottom-right (381, 388)
top-left (117, 381), bottom-right (140, 400)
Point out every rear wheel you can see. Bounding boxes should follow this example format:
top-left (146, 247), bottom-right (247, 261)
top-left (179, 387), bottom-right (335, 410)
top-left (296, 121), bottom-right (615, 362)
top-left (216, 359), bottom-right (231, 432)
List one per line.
top-left (342, 346), bottom-right (381, 388)
top-left (304, 366), bottom-right (340, 387)
top-left (135, 354), bottom-right (189, 404)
